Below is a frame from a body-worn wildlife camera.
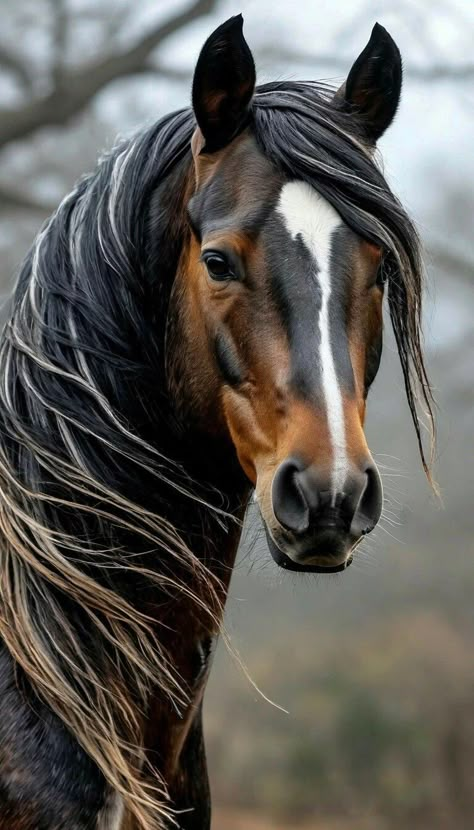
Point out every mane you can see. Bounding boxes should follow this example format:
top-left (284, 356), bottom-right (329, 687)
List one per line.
top-left (0, 81), bottom-right (434, 829)
top-left (0, 107), bottom-right (220, 829)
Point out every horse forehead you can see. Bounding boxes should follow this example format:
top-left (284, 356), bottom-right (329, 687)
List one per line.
top-left (190, 135), bottom-right (282, 232)
top-left (265, 181), bottom-right (358, 397)
top-left (276, 180), bottom-right (344, 263)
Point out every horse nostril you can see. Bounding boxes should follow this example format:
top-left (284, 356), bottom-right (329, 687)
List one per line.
top-left (271, 457), bottom-right (310, 534)
top-left (352, 463), bottom-right (383, 536)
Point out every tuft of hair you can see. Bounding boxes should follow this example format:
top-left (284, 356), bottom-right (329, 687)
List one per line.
top-left (252, 81), bottom-right (436, 483)
top-left (0, 107), bottom-right (224, 829)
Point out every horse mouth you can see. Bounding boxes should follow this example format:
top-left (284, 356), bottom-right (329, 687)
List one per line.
top-left (264, 528), bottom-right (353, 574)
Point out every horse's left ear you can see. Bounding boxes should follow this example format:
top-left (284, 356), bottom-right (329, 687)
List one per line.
top-left (192, 14), bottom-right (256, 153)
top-left (334, 23), bottom-right (402, 142)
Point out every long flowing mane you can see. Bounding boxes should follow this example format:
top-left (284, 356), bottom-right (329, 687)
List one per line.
top-left (0, 107), bottom-right (217, 828)
top-left (0, 81), bottom-right (434, 828)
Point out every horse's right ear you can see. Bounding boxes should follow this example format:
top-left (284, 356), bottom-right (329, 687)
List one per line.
top-left (192, 14), bottom-right (256, 153)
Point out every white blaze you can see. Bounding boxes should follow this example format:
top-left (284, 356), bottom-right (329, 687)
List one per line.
top-left (277, 180), bottom-right (348, 497)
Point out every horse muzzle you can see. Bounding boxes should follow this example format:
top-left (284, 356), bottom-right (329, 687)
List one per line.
top-left (260, 455), bottom-right (383, 573)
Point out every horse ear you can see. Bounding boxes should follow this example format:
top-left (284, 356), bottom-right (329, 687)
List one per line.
top-left (334, 23), bottom-right (402, 142)
top-left (192, 14), bottom-right (256, 153)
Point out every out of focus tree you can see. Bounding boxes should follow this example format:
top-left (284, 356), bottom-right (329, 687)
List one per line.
top-left (0, 0), bottom-right (218, 213)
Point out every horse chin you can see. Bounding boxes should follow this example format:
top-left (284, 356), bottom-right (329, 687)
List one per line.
top-left (264, 528), bottom-right (353, 575)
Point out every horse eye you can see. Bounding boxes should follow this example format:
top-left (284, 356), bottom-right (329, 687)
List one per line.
top-left (202, 252), bottom-right (234, 281)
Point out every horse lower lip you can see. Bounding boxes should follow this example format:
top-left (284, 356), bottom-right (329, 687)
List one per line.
top-left (281, 558), bottom-right (350, 574)
top-left (265, 530), bottom-right (351, 574)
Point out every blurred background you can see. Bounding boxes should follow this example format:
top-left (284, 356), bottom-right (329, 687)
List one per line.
top-left (0, 1), bottom-right (472, 828)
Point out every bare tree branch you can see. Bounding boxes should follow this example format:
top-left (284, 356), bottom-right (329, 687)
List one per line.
top-left (0, 185), bottom-right (53, 214)
top-left (428, 244), bottom-right (474, 289)
top-left (0, 0), bottom-right (218, 150)
top-left (258, 46), bottom-right (474, 82)
top-left (49, 0), bottom-right (69, 88)
top-left (147, 61), bottom-right (190, 82)
top-left (402, 63), bottom-right (474, 82)
top-left (0, 43), bottom-right (32, 90)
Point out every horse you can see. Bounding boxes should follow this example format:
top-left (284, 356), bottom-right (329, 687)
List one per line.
top-left (0, 14), bottom-right (434, 830)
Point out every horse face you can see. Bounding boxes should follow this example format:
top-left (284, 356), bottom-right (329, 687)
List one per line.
top-left (178, 15), bottom-right (405, 572)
